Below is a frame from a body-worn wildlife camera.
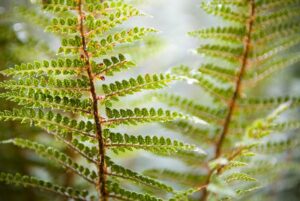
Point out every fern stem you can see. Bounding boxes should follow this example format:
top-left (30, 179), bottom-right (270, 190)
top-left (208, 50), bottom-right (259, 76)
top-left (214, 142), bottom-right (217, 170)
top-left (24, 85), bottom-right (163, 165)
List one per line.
top-left (215, 0), bottom-right (256, 159)
top-left (200, 1), bottom-right (256, 200)
top-left (78, 1), bottom-right (108, 200)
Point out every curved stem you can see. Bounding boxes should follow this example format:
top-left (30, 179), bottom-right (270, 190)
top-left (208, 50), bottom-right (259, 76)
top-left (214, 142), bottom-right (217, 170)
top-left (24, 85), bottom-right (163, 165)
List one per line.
top-left (200, 1), bottom-right (256, 200)
top-left (78, 1), bottom-right (108, 201)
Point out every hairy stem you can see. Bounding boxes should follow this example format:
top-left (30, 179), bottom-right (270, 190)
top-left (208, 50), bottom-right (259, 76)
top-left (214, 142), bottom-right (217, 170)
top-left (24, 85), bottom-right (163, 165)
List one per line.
top-left (200, 1), bottom-right (256, 200)
top-left (78, 1), bottom-right (108, 201)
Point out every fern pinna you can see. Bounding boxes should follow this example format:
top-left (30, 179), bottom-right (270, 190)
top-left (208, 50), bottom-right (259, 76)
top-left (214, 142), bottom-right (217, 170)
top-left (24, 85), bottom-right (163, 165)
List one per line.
top-left (147, 0), bottom-right (300, 200)
top-left (0, 1), bottom-right (197, 200)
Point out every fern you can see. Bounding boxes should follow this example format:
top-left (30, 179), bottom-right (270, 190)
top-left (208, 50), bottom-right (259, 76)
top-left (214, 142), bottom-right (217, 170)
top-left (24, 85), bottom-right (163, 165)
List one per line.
top-left (0, 1), bottom-right (201, 200)
top-left (151, 0), bottom-right (300, 200)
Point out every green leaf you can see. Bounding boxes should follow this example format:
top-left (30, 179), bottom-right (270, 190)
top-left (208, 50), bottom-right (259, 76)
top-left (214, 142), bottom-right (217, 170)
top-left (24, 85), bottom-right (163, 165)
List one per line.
top-left (0, 91), bottom-right (92, 115)
top-left (104, 129), bottom-right (198, 155)
top-left (92, 54), bottom-right (135, 77)
top-left (1, 138), bottom-right (97, 183)
top-left (103, 107), bottom-right (183, 128)
top-left (0, 59), bottom-right (85, 77)
top-left (0, 172), bottom-right (89, 200)
top-left (145, 169), bottom-right (207, 187)
top-left (201, 2), bottom-right (247, 23)
top-left (107, 181), bottom-right (163, 201)
top-left (154, 93), bottom-right (226, 124)
top-left (0, 109), bottom-right (95, 138)
top-left (105, 157), bottom-right (173, 192)
top-left (102, 74), bottom-right (176, 105)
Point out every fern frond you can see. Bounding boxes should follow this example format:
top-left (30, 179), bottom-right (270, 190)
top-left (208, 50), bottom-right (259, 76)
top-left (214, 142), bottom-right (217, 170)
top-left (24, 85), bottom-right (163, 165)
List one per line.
top-left (1, 138), bottom-right (97, 183)
top-left (103, 107), bottom-right (182, 127)
top-left (256, 0), bottom-right (300, 11)
top-left (169, 187), bottom-right (201, 201)
top-left (198, 63), bottom-right (237, 83)
top-left (1, 59), bottom-right (85, 77)
top-left (107, 181), bottom-right (163, 201)
top-left (238, 96), bottom-right (300, 111)
top-left (92, 54), bottom-right (135, 77)
top-left (0, 109), bottom-right (95, 138)
top-left (0, 77), bottom-right (89, 99)
top-left (210, 0), bottom-right (248, 7)
top-left (86, 27), bottom-right (158, 57)
top-left (160, 150), bottom-right (207, 166)
top-left (0, 172), bottom-right (89, 200)
top-left (251, 138), bottom-right (299, 154)
top-left (145, 169), bottom-right (207, 187)
top-left (103, 129), bottom-right (197, 155)
top-left (171, 66), bottom-right (234, 101)
top-left (255, 8), bottom-right (300, 27)
top-left (0, 91), bottom-right (91, 115)
top-left (223, 173), bottom-right (256, 184)
top-left (101, 74), bottom-right (175, 105)
top-left (154, 93), bottom-right (226, 124)
top-left (201, 3), bottom-right (247, 23)
top-left (105, 157), bottom-right (173, 192)
top-left (189, 26), bottom-right (246, 44)
top-left (163, 120), bottom-right (219, 144)
top-left (197, 45), bottom-right (243, 64)
top-left (247, 54), bottom-right (300, 85)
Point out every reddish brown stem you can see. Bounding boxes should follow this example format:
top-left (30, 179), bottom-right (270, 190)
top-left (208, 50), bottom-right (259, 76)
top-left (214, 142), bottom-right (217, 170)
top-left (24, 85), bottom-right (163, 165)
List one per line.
top-left (200, 1), bottom-right (256, 200)
top-left (78, 1), bottom-right (108, 201)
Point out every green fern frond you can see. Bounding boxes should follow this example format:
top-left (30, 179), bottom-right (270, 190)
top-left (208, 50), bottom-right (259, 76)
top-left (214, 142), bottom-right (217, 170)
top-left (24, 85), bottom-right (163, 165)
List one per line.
top-left (197, 45), bottom-right (243, 64)
top-left (171, 65), bottom-right (234, 101)
top-left (223, 173), bottom-right (256, 184)
top-left (103, 129), bottom-right (198, 155)
top-left (251, 138), bottom-right (299, 154)
top-left (1, 138), bottom-right (97, 184)
top-left (145, 169), bottom-right (207, 187)
top-left (0, 77), bottom-right (89, 99)
top-left (0, 91), bottom-right (91, 115)
top-left (154, 93), bottom-right (226, 124)
top-left (0, 109), bottom-right (95, 138)
top-left (189, 26), bottom-right (246, 44)
top-left (103, 107), bottom-right (182, 127)
top-left (92, 54), bottom-right (135, 77)
top-left (105, 157), bottom-right (173, 192)
top-left (198, 64), bottom-right (237, 83)
top-left (201, 3), bottom-right (247, 23)
top-left (0, 59), bottom-right (85, 77)
top-left (107, 181), bottom-right (163, 201)
top-left (163, 120), bottom-right (219, 145)
top-left (169, 187), bottom-right (201, 201)
top-left (0, 172), bottom-right (89, 200)
top-left (101, 74), bottom-right (176, 105)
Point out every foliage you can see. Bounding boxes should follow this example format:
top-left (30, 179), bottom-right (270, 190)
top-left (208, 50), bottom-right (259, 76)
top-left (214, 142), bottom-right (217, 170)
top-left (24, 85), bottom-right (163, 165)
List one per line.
top-left (147, 0), bottom-right (300, 200)
top-left (0, 0), bottom-right (199, 200)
